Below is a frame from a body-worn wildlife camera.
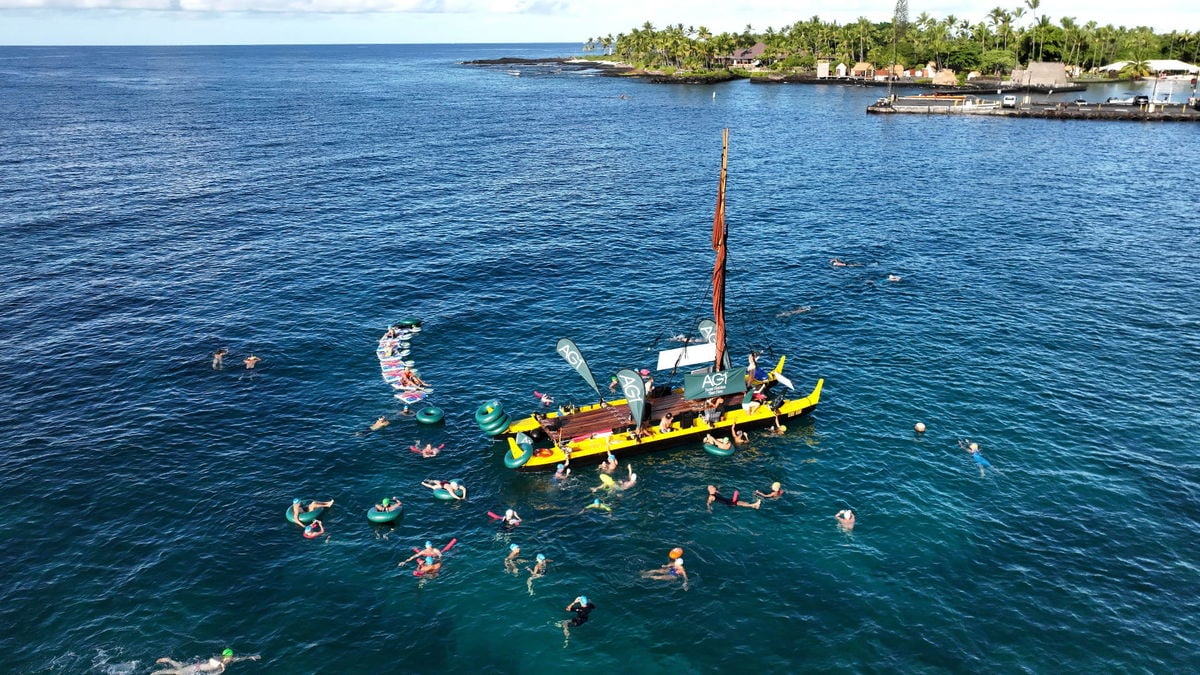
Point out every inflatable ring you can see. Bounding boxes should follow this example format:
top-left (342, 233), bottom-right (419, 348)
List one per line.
top-left (479, 413), bottom-right (511, 435)
top-left (367, 505), bottom-right (403, 524)
top-left (703, 443), bottom-right (735, 458)
top-left (395, 318), bottom-right (422, 329)
top-left (432, 480), bottom-right (463, 500)
top-left (475, 401), bottom-right (505, 426)
top-left (416, 406), bottom-right (445, 425)
top-left (285, 505), bottom-right (324, 525)
top-left (505, 433), bottom-right (533, 469)
top-left (534, 447), bottom-right (554, 458)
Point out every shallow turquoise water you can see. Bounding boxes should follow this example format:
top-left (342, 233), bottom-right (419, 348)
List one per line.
top-left (1, 44), bottom-right (1198, 673)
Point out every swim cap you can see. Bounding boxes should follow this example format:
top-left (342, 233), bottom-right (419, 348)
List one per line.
top-left (772, 482), bottom-right (781, 490)
top-left (222, 649), bottom-right (233, 658)
top-left (510, 543), bottom-right (519, 551)
top-left (593, 498), bottom-right (600, 505)
top-left (506, 509), bottom-right (515, 517)
top-left (674, 558), bottom-right (684, 567)
top-left (449, 481), bottom-right (458, 487)
top-left (607, 453), bottom-right (615, 461)
top-left (382, 498), bottom-right (391, 506)
top-left (425, 556), bottom-right (434, 565)
top-left (669, 547), bottom-right (684, 559)
top-left (556, 464), bottom-right (563, 470)
top-left (425, 540), bottom-right (432, 548)
top-left (579, 596), bottom-right (589, 605)
top-left (537, 553), bottom-right (545, 561)
top-left (293, 498), bottom-right (301, 505)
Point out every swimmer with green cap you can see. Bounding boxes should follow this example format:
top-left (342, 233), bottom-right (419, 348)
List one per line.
top-left (375, 496), bottom-right (401, 512)
top-left (151, 648), bottom-right (259, 674)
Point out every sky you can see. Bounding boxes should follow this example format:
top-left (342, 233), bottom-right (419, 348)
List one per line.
top-left (0, 1), bottom-right (1195, 46)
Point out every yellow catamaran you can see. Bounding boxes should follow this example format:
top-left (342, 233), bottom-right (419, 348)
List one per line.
top-left (477, 130), bottom-right (823, 471)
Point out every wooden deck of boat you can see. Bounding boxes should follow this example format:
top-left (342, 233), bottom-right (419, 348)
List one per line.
top-left (538, 390), bottom-right (747, 441)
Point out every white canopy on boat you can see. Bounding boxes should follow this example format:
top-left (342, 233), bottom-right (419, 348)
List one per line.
top-left (1098, 59), bottom-right (1199, 74)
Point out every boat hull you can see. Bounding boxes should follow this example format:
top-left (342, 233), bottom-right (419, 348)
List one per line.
top-left (503, 379), bottom-right (822, 471)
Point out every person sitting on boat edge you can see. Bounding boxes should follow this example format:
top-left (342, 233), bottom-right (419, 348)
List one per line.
top-left (703, 433), bottom-right (733, 451)
top-left (706, 484), bottom-right (760, 510)
top-left (658, 412), bottom-right (674, 434)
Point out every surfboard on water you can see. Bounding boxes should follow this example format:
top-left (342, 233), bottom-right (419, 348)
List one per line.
top-left (396, 390), bottom-right (426, 403)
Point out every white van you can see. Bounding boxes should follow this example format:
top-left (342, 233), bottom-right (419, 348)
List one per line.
top-left (1001, 95), bottom-right (1017, 108)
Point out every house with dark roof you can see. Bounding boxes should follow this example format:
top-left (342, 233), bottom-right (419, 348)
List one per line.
top-left (717, 42), bottom-right (768, 67)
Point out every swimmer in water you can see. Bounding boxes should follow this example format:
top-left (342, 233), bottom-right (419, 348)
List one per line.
top-left (445, 481), bottom-right (467, 500)
top-left (641, 556), bottom-right (689, 591)
top-left (373, 496), bottom-right (402, 513)
top-left (598, 451), bottom-right (617, 474)
top-left (887, 274), bottom-right (902, 282)
top-left (412, 441), bottom-right (444, 458)
top-left (582, 498), bottom-right (612, 513)
top-left (400, 540), bottom-right (442, 566)
top-left (243, 354), bottom-right (261, 369)
top-left (289, 498), bottom-right (334, 527)
top-left (830, 258), bottom-right (861, 268)
top-left (755, 482), bottom-right (784, 499)
top-left (703, 434), bottom-right (733, 451)
top-left (731, 423), bottom-right (749, 445)
top-left (562, 595), bottom-right (595, 644)
top-left (504, 543), bottom-right (522, 574)
top-left (399, 405), bottom-right (414, 416)
top-left (960, 439), bottom-right (993, 476)
top-left (554, 460), bottom-right (571, 481)
top-left (416, 555), bottom-right (442, 578)
top-left (500, 508), bottom-right (521, 528)
top-left (706, 484), bottom-right (760, 510)
top-left (303, 520), bottom-right (324, 538)
top-left (776, 306), bottom-right (812, 318)
top-left (152, 648), bottom-right (259, 674)
top-left (617, 464), bottom-right (637, 490)
top-left (370, 416), bottom-right (389, 431)
top-left (526, 553), bottom-right (549, 594)
top-left (836, 508), bottom-right (855, 530)
top-left (211, 348), bottom-right (228, 369)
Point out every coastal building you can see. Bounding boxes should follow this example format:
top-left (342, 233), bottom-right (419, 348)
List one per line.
top-left (852, 61), bottom-right (874, 77)
top-left (1009, 61), bottom-right (1072, 88)
top-left (1098, 59), bottom-right (1199, 79)
top-left (932, 69), bottom-right (957, 86)
top-left (719, 42), bottom-right (768, 68)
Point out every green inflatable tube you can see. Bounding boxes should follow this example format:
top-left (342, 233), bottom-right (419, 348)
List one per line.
top-left (475, 401), bottom-right (505, 426)
top-left (367, 505), bottom-right (403, 523)
top-left (416, 406), bottom-right (445, 424)
top-left (478, 413), bottom-right (511, 435)
top-left (505, 432), bottom-right (533, 469)
top-left (285, 505), bottom-right (324, 524)
top-left (432, 479), bottom-right (464, 500)
top-left (703, 443), bottom-right (735, 458)
top-left (395, 318), bottom-right (422, 328)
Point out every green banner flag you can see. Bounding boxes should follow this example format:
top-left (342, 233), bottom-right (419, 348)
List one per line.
top-left (614, 368), bottom-right (646, 427)
top-left (683, 366), bottom-right (747, 401)
top-left (556, 338), bottom-right (601, 398)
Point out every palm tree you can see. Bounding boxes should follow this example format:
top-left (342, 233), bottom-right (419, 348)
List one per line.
top-left (1023, 0), bottom-right (1041, 61)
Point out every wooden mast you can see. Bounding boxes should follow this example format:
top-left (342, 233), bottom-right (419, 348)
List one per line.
top-left (711, 128), bottom-right (729, 373)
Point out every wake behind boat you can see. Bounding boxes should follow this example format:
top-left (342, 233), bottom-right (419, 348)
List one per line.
top-left (480, 130), bottom-right (823, 471)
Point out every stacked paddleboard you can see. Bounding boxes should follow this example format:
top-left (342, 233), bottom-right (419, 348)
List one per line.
top-left (377, 321), bottom-right (428, 404)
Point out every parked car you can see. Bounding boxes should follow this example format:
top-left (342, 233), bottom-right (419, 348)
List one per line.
top-left (1001, 95), bottom-right (1017, 108)
top-left (1133, 95), bottom-right (1150, 105)
top-left (1072, 98), bottom-right (1088, 105)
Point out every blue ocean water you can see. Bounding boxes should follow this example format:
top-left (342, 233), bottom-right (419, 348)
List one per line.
top-left (1, 43), bottom-right (1198, 673)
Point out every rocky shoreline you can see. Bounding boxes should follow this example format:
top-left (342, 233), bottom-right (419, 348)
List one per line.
top-left (461, 57), bottom-right (737, 84)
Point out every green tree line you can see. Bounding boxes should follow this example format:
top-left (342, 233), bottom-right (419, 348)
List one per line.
top-left (584, 7), bottom-right (1199, 77)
